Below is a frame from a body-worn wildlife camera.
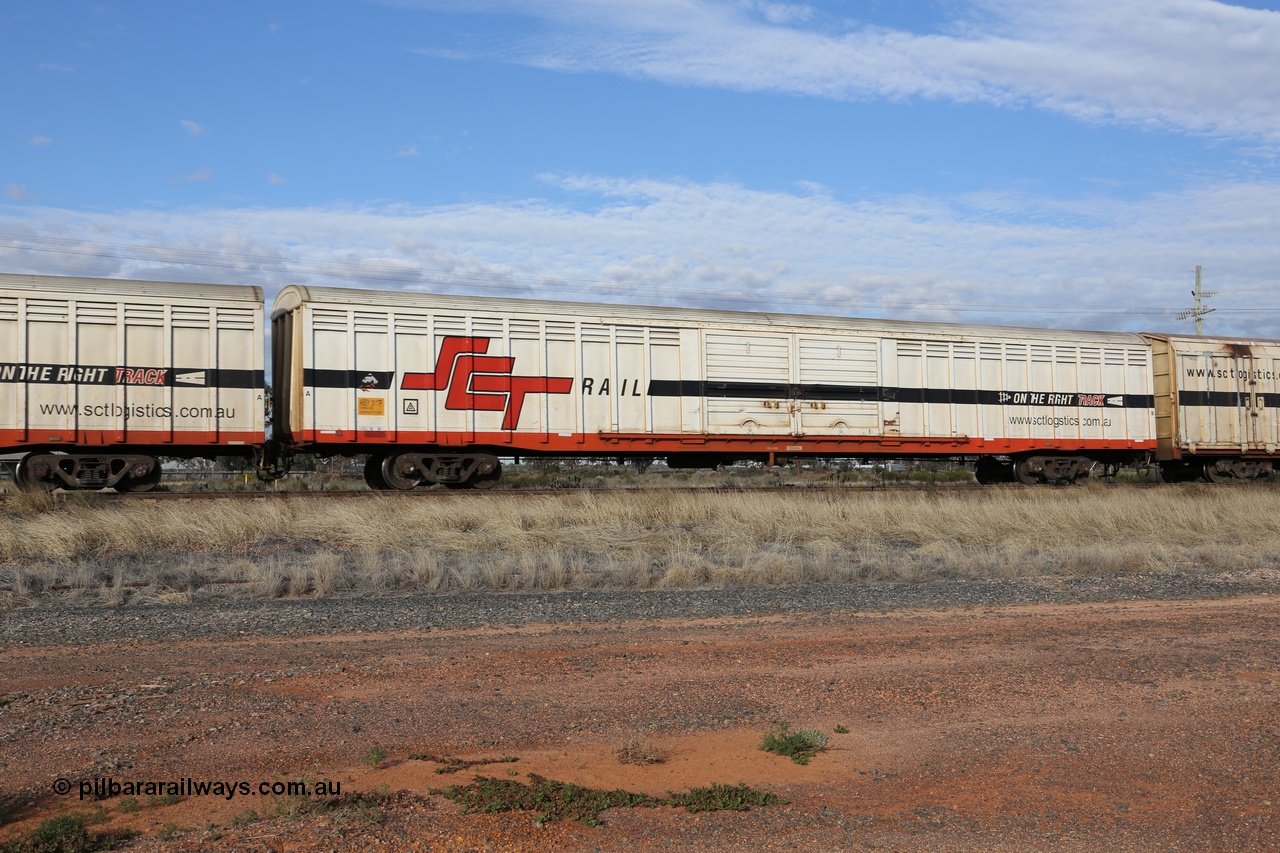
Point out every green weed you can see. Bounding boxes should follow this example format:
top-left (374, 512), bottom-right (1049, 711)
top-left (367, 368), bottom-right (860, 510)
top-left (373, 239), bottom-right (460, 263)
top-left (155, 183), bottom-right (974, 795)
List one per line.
top-left (666, 783), bottom-right (787, 813)
top-left (759, 721), bottom-right (829, 765)
top-left (363, 746), bottom-right (388, 768)
top-left (144, 794), bottom-right (180, 808)
top-left (409, 753), bottom-right (519, 775)
top-left (437, 774), bottom-right (651, 827)
top-left (273, 791), bottom-right (389, 821)
top-left (435, 774), bottom-right (783, 827)
top-left (0, 796), bottom-right (16, 827)
top-left (0, 814), bottom-right (132, 853)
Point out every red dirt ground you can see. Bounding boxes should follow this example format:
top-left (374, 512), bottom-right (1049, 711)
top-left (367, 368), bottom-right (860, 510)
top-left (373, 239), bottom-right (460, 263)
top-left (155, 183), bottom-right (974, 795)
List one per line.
top-left (2, 596), bottom-right (1278, 851)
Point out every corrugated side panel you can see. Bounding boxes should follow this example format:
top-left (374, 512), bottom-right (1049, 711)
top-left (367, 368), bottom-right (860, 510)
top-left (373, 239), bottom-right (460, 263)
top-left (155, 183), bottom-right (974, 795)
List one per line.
top-left (2, 288), bottom-right (264, 448)
top-left (1267, 354), bottom-right (1280, 452)
top-left (1166, 337), bottom-right (1280, 454)
top-left (76, 301), bottom-right (122, 442)
top-left (205, 299), bottom-right (264, 442)
top-left (1268, 354), bottom-right (1280, 452)
top-left (304, 305), bottom-right (597, 441)
top-left (1177, 350), bottom-right (1238, 449)
top-left (648, 327), bottom-right (682, 434)
top-left (580, 324), bottom-right (651, 435)
top-left (614, 325), bottom-right (647, 435)
top-left (21, 299), bottom-right (74, 437)
top-left (704, 332), bottom-right (792, 434)
top-left (796, 335), bottom-right (879, 435)
top-left (390, 311), bottom-right (429, 441)
top-left (895, 337), bottom-right (1152, 443)
top-left (0, 294), bottom-right (20, 440)
top-left (308, 307), bottom-right (354, 435)
top-left (1122, 346), bottom-right (1153, 444)
top-left (354, 310), bottom-right (391, 438)
top-left (305, 307), bottom-right (397, 438)
top-left (171, 306), bottom-right (212, 441)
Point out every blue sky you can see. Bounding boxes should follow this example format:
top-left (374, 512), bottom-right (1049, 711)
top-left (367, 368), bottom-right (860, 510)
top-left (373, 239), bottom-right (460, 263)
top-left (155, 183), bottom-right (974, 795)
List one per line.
top-left (3, 0), bottom-right (1279, 336)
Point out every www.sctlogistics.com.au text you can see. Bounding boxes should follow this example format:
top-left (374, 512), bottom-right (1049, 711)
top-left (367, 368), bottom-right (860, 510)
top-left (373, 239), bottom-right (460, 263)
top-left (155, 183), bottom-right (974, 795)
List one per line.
top-left (70, 777), bottom-right (341, 801)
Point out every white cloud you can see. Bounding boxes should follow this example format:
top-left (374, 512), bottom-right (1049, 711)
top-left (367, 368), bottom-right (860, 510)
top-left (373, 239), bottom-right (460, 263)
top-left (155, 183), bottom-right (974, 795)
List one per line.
top-left (29, 136), bottom-right (52, 147)
top-left (4, 185), bottom-right (30, 201)
top-left (267, 172), bottom-right (287, 185)
top-left (405, 0), bottom-right (1280, 140)
top-left (185, 169), bottom-right (214, 182)
top-left (1, 173), bottom-right (1276, 336)
top-left (397, 144), bottom-right (420, 157)
top-left (180, 119), bottom-right (210, 137)
top-left (38, 62), bottom-right (75, 72)
top-left (737, 0), bottom-right (813, 25)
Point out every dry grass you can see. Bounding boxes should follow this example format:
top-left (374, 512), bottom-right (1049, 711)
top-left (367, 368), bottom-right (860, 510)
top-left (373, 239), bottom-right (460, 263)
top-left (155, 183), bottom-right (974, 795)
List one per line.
top-left (3, 484), bottom-right (1279, 606)
top-left (613, 735), bottom-right (668, 766)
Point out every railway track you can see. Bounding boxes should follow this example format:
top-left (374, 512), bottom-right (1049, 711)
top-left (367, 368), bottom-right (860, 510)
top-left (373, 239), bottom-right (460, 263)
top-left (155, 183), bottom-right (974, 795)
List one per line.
top-left (0, 480), bottom-right (1178, 503)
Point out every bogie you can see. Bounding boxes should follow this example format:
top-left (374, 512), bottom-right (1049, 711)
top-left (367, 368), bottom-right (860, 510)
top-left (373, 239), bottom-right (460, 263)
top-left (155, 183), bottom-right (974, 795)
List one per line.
top-left (370, 452), bottom-right (504, 491)
top-left (1203, 458), bottom-right (1273, 483)
top-left (1013, 455), bottom-right (1093, 486)
top-left (13, 452), bottom-right (162, 492)
top-left (1159, 458), bottom-right (1273, 483)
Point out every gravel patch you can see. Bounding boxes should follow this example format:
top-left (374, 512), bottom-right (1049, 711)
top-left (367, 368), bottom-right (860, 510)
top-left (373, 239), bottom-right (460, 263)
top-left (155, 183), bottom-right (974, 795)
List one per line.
top-left (4, 570), bottom-right (1277, 647)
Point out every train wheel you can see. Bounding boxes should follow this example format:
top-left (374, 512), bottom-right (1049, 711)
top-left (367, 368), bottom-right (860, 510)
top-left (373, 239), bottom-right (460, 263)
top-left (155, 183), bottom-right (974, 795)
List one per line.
top-left (1014, 457), bottom-right (1042, 486)
top-left (14, 454), bottom-right (57, 492)
top-left (380, 453), bottom-right (421, 491)
top-left (974, 457), bottom-right (1013, 485)
top-left (1203, 461), bottom-right (1232, 484)
top-left (363, 453), bottom-right (390, 491)
top-left (470, 460), bottom-right (502, 490)
top-left (117, 459), bottom-right (162, 492)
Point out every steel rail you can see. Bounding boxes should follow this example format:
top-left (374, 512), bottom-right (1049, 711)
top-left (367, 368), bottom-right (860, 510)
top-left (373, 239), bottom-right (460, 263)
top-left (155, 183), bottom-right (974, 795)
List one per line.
top-left (0, 480), bottom-right (1181, 504)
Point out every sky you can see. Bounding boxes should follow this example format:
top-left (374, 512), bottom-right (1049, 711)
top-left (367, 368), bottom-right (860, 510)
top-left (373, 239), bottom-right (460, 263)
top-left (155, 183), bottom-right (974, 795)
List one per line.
top-left (2, 0), bottom-right (1279, 337)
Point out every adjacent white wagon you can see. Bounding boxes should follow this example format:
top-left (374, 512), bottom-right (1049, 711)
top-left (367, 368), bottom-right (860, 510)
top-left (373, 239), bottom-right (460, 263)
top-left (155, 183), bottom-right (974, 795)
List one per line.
top-left (0, 274), bottom-right (266, 489)
top-left (1147, 333), bottom-right (1280, 481)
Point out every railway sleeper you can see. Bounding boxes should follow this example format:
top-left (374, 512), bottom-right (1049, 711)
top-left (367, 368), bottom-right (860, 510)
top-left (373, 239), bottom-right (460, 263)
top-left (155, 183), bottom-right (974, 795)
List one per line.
top-left (15, 452), bottom-right (161, 492)
top-left (375, 452), bottom-right (502, 491)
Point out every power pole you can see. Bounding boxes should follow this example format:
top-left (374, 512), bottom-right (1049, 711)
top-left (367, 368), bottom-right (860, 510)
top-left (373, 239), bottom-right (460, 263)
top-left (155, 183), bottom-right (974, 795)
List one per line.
top-left (1175, 265), bottom-right (1216, 335)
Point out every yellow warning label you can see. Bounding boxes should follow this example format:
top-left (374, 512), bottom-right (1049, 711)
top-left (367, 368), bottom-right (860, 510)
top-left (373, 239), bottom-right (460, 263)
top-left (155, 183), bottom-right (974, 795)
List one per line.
top-left (358, 397), bottom-right (385, 416)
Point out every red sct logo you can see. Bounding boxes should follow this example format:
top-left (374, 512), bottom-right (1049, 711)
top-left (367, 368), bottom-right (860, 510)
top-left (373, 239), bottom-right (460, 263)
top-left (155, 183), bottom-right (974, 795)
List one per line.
top-left (400, 337), bottom-right (573, 430)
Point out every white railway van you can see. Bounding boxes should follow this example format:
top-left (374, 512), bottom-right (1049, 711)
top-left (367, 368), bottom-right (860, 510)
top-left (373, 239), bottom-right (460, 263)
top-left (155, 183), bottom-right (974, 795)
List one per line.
top-left (271, 285), bottom-right (1156, 488)
top-left (0, 274), bottom-right (265, 490)
top-left (1147, 333), bottom-right (1280, 482)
